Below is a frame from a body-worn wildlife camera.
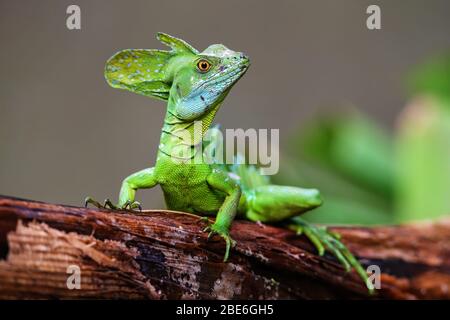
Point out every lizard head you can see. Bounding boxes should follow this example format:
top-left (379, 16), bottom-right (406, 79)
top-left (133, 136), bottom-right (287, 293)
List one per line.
top-left (105, 33), bottom-right (250, 121)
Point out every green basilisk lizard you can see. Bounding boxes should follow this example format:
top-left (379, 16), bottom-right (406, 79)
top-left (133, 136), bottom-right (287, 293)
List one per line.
top-left (85, 33), bottom-right (370, 289)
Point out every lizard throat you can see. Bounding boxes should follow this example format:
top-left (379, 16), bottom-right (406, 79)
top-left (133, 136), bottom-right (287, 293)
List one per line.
top-left (157, 102), bottom-right (221, 160)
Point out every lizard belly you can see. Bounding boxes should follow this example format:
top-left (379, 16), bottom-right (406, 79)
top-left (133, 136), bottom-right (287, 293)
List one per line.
top-left (162, 183), bottom-right (225, 215)
top-left (155, 157), bottom-right (225, 215)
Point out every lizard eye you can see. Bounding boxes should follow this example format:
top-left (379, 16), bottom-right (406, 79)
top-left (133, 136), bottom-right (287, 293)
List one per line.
top-left (197, 59), bottom-right (211, 73)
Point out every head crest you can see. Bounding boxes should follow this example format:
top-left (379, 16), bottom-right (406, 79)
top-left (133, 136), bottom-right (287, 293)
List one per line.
top-left (156, 32), bottom-right (199, 54)
top-left (104, 33), bottom-right (199, 100)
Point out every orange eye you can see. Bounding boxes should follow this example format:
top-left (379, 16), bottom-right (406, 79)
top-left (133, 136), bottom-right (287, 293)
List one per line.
top-left (197, 59), bottom-right (211, 72)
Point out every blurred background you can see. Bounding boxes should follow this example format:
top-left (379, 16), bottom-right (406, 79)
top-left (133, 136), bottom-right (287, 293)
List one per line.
top-left (0, 0), bottom-right (449, 225)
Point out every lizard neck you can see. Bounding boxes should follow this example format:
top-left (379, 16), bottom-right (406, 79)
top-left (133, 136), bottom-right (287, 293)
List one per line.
top-left (157, 99), bottom-right (222, 160)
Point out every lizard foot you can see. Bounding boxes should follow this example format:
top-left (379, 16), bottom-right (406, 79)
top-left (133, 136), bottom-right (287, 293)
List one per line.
top-left (202, 220), bottom-right (236, 262)
top-left (121, 200), bottom-right (142, 211)
top-left (84, 197), bottom-right (142, 212)
top-left (288, 217), bottom-right (372, 294)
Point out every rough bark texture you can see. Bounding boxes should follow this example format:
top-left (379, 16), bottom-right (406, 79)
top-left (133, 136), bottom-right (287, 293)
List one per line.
top-left (0, 195), bottom-right (449, 299)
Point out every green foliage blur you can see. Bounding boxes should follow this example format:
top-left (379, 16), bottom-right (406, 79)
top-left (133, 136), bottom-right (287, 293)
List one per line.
top-left (274, 54), bottom-right (450, 225)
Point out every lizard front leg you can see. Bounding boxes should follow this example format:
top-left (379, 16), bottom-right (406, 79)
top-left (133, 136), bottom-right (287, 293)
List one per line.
top-left (85, 167), bottom-right (157, 210)
top-left (204, 169), bottom-right (241, 262)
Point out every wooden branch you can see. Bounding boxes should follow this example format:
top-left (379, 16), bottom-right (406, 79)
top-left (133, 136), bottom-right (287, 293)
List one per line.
top-left (0, 195), bottom-right (449, 299)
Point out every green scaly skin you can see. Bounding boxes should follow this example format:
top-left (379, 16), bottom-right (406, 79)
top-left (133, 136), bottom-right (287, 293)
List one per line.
top-left (85, 33), bottom-right (372, 292)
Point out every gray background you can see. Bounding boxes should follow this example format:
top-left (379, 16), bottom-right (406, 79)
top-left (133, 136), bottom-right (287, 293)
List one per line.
top-left (0, 0), bottom-right (449, 207)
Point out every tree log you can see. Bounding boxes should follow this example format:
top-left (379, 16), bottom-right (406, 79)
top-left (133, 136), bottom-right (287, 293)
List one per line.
top-left (0, 195), bottom-right (449, 299)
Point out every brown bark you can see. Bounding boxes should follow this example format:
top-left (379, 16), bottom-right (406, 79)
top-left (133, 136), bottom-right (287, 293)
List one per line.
top-left (0, 195), bottom-right (449, 299)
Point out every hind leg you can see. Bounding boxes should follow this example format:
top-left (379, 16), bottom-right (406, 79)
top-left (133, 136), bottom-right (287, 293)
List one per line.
top-left (245, 185), bottom-right (322, 222)
top-left (245, 185), bottom-right (370, 291)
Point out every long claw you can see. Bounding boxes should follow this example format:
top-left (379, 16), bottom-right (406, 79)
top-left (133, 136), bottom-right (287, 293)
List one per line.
top-left (84, 197), bottom-right (103, 209)
top-left (130, 201), bottom-right (142, 211)
top-left (103, 199), bottom-right (118, 210)
top-left (84, 197), bottom-right (143, 212)
top-left (329, 230), bottom-right (342, 240)
top-left (200, 219), bottom-right (235, 262)
top-left (288, 217), bottom-right (371, 293)
top-left (322, 237), bottom-right (351, 271)
top-left (329, 237), bottom-right (369, 285)
top-left (224, 238), bottom-right (231, 262)
top-left (134, 202), bottom-right (143, 211)
top-left (302, 227), bottom-right (325, 256)
top-left (120, 200), bottom-right (142, 212)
